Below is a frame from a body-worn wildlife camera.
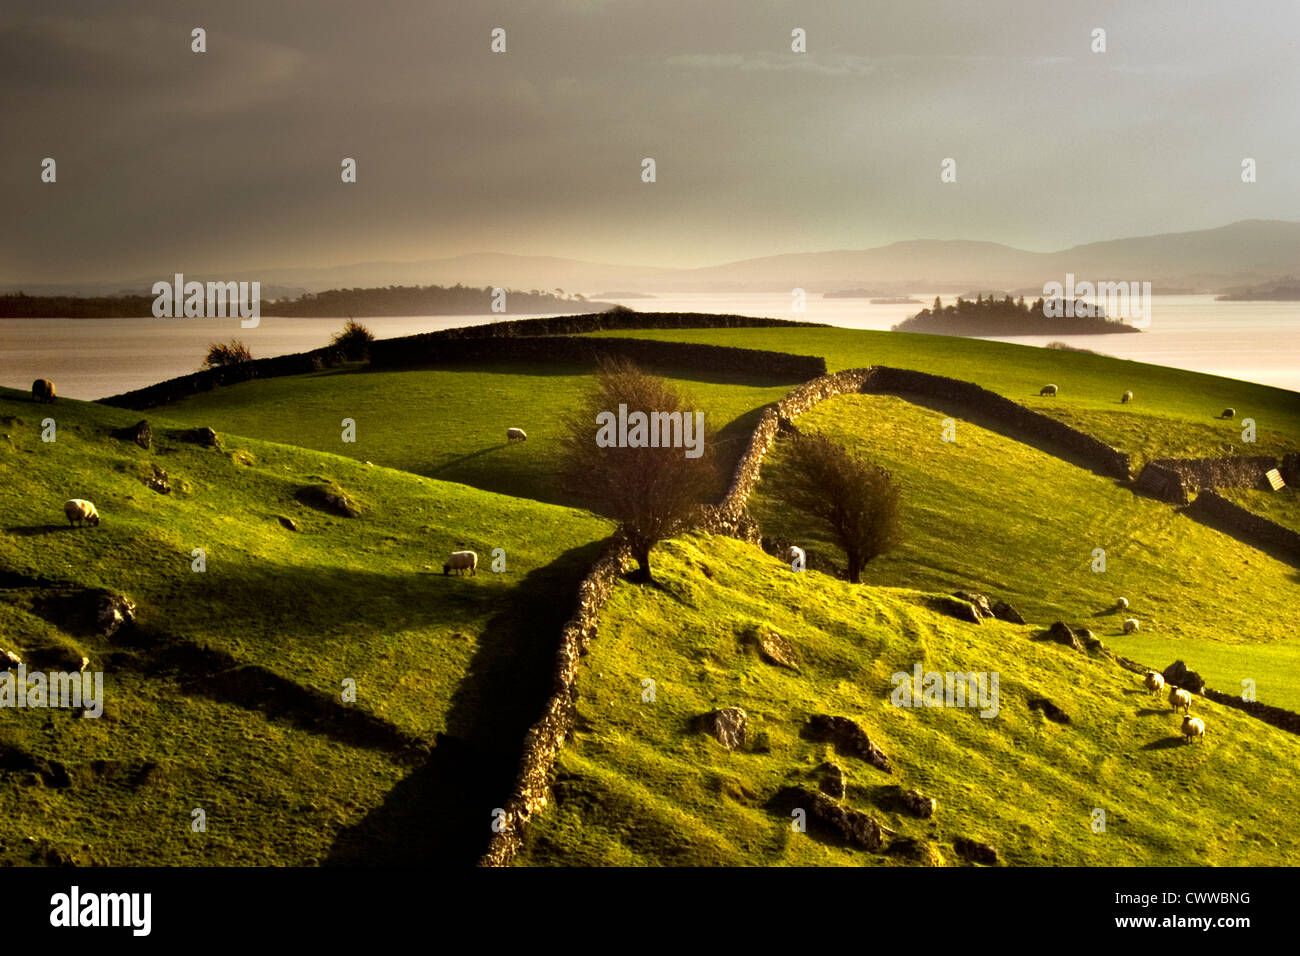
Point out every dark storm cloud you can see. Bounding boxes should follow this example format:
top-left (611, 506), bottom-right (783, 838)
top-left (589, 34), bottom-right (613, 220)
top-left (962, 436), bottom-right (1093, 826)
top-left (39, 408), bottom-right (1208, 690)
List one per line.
top-left (1, 0), bottom-right (1297, 282)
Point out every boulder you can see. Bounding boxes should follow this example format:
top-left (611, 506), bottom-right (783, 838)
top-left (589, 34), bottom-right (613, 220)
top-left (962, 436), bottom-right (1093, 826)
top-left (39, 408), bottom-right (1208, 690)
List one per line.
top-left (112, 420), bottom-right (152, 449)
top-left (953, 837), bottom-right (998, 865)
top-left (95, 592), bottom-right (136, 638)
top-left (1162, 660), bottom-right (1206, 695)
top-left (802, 790), bottom-right (883, 851)
top-left (805, 714), bottom-right (891, 773)
top-left (900, 788), bottom-right (937, 818)
top-left (1028, 696), bottom-right (1070, 723)
top-left (143, 464), bottom-right (171, 494)
top-left (745, 626), bottom-right (800, 671)
top-left (1045, 621), bottom-right (1081, 651)
top-left (817, 761), bottom-right (846, 798)
top-left (295, 484), bottom-right (361, 518)
top-left (953, 590), bottom-right (993, 619)
top-left (699, 707), bottom-right (749, 750)
top-left (278, 516), bottom-right (299, 532)
top-left (926, 595), bottom-right (982, 624)
top-left (991, 600), bottom-right (1025, 625)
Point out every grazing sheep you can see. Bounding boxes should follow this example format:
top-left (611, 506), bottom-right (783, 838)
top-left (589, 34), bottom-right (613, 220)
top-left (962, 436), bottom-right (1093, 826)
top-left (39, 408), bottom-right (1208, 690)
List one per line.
top-left (79, 656), bottom-right (90, 673)
top-left (1219, 408), bottom-right (1235, 420)
top-left (1122, 617), bottom-right (1139, 634)
top-left (1039, 384), bottom-right (1059, 397)
top-left (785, 545), bottom-right (806, 569)
top-left (1169, 686), bottom-right (1192, 715)
top-left (443, 550), bottom-right (478, 576)
top-left (64, 499), bottom-right (100, 528)
top-left (2, 649), bottom-right (21, 669)
top-left (1121, 390), bottom-right (1133, 404)
top-left (1181, 715), bottom-right (1205, 744)
top-left (1116, 597), bottom-right (1129, 610)
top-left (31, 378), bottom-right (56, 404)
top-left (506, 427), bottom-right (527, 443)
top-left (1144, 670), bottom-right (1165, 697)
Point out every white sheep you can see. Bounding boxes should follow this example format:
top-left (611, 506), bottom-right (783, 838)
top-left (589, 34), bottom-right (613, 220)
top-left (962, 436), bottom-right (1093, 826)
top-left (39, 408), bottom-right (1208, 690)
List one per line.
top-left (506, 427), bottom-right (527, 443)
top-left (1116, 597), bottom-right (1129, 610)
top-left (443, 550), bottom-right (478, 576)
top-left (1039, 384), bottom-right (1059, 397)
top-left (1121, 390), bottom-right (1133, 404)
top-left (2, 649), bottom-right (21, 669)
top-left (785, 545), bottom-right (806, 571)
top-left (1181, 715), bottom-right (1205, 744)
top-left (1122, 617), bottom-right (1139, 634)
top-left (1169, 686), bottom-right (1192, 715)
top-left (1144, 670), bottom-right (1165, 697)
top-left (64, 499), bottom-right (100, 528)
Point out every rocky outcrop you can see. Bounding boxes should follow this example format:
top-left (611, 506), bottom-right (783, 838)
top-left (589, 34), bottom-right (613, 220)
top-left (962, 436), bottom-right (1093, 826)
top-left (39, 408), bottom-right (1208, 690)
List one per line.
top-left (699, 707), bottom-right (750, 750)
top-left (1044, 621), bottom-right (1081, 651)
top-left (1163, 660), bottom-right (1206, 695)
top-left (96, 592), bottom-right (136, 638)
top-left (800, 789), bottom-right (884, 851)
top-left (295, 484), bottom-right (361, 518)
top-left (953, 837), bottom-right (998, 865)
top-left (1028, 696), bottom-right (1070, 723)
top-left (804, 714), bottom-right (892, 773)
top-left (743, 626), bottom-right (800, 671)
top-left (991, 600), bottom-right (1025, 625)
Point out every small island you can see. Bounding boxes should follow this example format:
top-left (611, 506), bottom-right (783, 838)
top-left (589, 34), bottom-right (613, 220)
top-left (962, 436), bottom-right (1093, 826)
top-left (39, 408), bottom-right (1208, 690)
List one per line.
top-left (823, 288), bottom-right (887, 298)
top-left (893, 294), bottom-right (1141, 336)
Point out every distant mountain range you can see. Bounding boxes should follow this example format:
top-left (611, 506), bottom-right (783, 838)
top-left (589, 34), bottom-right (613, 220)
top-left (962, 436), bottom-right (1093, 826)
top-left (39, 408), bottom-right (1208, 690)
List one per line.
top-left (5, 220), bottom-right (1299, 298)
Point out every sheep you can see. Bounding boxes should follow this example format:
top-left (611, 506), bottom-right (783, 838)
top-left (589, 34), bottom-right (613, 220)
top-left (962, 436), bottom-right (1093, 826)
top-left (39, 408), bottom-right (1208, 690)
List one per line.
top-left (31, 378), bottom-right (56, 404)
top-left (1144, 670), bottom-right (1165, 697)
top-left (2, 649), bottom-right (21, 669)
top-left (1219, 408), bottom-right (1235, 420)
top-left (506, 427), bottom-right (527, 443)
top-left (64, 498), bottom-right (100, 528)
top-left (1169, 686), bottom-right (1192, 715)
top-left (1122, 617), bottom-right (1139, 634)
top-left (1039, 384), bottom-right (1059, 397)
top-left (1121, 390), bottom-right (1133, 404)
top-left (1181, 715), bottom-right (1206, 744)
top-left (785, 545), bottom-right (806, 570)
top-left (443, 550), bottom-right (478, 576)
top-left (79, 656), bottom-right (90, 673)
top-left (1116, 597), bottom-right (1129, 610)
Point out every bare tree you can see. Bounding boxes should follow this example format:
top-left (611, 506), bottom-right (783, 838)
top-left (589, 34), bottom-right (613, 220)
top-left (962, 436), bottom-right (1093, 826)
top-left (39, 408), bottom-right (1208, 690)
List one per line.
top-left (770, 430), bottom-right (901, 583)
top-left (561, 358), bottom-right (719, 582)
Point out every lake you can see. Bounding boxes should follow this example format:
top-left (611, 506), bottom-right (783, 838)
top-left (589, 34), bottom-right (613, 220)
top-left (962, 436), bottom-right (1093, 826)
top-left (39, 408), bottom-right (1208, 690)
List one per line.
top-left (1, 294), bottom-right (1297, 399)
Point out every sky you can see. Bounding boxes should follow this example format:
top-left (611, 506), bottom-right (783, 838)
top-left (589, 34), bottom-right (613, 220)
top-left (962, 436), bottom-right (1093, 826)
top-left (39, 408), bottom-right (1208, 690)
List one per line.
top-left (2, 0), bottom-right (1298, 282)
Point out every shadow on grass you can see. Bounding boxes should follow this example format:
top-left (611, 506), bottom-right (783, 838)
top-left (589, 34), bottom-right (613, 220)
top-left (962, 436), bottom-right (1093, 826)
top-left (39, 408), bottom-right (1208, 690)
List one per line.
top-left (5, 525), bottom-right (73, 536)
top-left (324, 535), bottom-right (610, 866)
top-left (1141, 736), bottom-right (1188, 750)
top-left (428, 443), bottom-right (510, 477)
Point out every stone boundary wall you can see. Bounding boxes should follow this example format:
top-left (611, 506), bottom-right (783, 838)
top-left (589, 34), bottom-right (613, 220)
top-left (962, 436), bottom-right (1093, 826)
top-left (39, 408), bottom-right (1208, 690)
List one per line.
top-left (861, 367), bottom-right (1132, 480)
top-left (1134, 455), bottom-right (1292, 504)
top-left (479, 535), bottom-right (631, 867)
top-left (369, 334), bottom-right (826, 380)
top-left (1184, 491), bottom-right (1300, 563)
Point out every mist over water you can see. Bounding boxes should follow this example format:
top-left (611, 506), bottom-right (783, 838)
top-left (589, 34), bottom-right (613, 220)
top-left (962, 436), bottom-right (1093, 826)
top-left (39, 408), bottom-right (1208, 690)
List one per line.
top-left (2, 295), bottom-right (1297, 399)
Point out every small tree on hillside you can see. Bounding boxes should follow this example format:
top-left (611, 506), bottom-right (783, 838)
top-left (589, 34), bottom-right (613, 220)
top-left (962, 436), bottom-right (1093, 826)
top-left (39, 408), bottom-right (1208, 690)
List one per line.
top-left (561, 358), bottom-right (719, 583)
top-left (202, 339), bottom-right (253, 369)
top-left (771, 431), bottom-right (902, 583)
top-left (331, 318), bottom-right (374, 361)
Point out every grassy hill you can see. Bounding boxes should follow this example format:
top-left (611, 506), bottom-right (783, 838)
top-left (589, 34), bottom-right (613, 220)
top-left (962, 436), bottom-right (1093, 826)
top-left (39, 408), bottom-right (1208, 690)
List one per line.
top-left (0, 386), bottom-right (610, 865)
top-left (153, 362), bottom-right (796, 506)
top-left (517, 534), bottom-right (1300, 866)
top-left (751, 393), bottom-right (1300, 712)
top-left (584, 327), bottom-right (1300, 468)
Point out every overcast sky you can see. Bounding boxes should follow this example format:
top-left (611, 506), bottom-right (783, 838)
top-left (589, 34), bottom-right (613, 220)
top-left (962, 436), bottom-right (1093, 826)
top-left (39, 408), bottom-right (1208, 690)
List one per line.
top-left (3, 0), bottom-right (1298, 282)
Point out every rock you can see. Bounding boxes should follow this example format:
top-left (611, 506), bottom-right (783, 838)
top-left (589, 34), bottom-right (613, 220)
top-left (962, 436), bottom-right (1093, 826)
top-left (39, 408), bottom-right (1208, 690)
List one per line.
top-left (278, 516), bottom-right (299, 532)
top-left (926, 595), bottom-right (982, 624)
top-left (178, 426), bottom-right (220, 447)
top-left (113, 420), bottom-right (152, 449)
top-left (803, 790), bottom-right (883, 851)
top-left (953, 837), bottom-right (998, 865)
top-left (1163, 660), bottom-right (1206, 695)
top-left (1028, 696), bottom-right (1070, 723)
top-left (805, 714), bottom-right (892, 773)
top-left (953, 590), bottom-right (993, 619)
top-left (887, 837), bottom-right (945, 865)
top-left (818, 762), bottom-right (846, 798)
top-left (96, 592), bottom-right (136, 638)
top-left (1045, 621), bottom-right (1081, 651)
top-left (295, 484), bottom-right (361, 518)
top-left (991, 600), bottom-right (1025, 625)
top-left (900, 788), bottom-right (937, 818)
top-left (699, 707), bottom-right (748, 750)
top-left (745, 626), bottom-right (800, 671)
top-left (143, 464), bottom-right (171, 494)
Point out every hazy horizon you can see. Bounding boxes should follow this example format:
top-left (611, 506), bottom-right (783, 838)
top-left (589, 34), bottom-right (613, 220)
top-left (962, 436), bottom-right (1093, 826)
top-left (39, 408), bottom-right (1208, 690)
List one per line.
top-left (4, 0), bottom-right (1300, 282)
